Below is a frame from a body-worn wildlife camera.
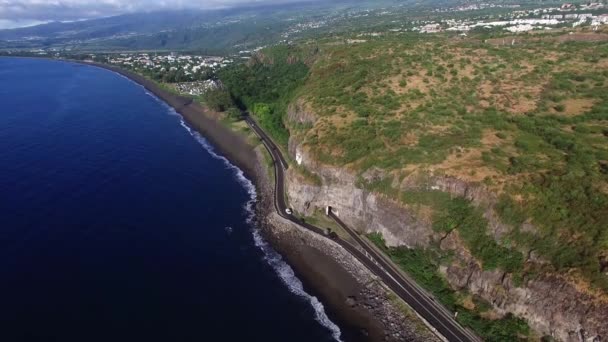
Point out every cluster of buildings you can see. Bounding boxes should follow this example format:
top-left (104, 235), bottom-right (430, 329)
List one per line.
top-left (282, 20), bottom-right (329, 38)
top-left (172, 80), bottom-right (222, 96)
top-left (505, 2), bottom-right (608, 30)
top-left (443, 18), bottom-right (563, 33)
top-left (279, 8), bottom-right (390, 39)
top-left (237, 46), bottom-right (266, 57)
top-left (413, 3), bottom-right (608, 34)
top-left (521, 2), bottom-right (606, 15)
top-left (105, 53), bottom-right (233, 78)
top-left (434, 2), bottom-right (521, 13)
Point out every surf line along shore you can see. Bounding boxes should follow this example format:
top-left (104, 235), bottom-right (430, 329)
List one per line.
top-left (75, 60), bottom-right (438, 342)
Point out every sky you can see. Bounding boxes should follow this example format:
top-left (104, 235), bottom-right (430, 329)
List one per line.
top-left (0, 0), bottom-right (307, 29)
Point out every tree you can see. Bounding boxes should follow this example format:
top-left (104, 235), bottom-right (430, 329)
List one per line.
top-left (226, 107), bottom-right (242, 120)
top-left (203, 88), bottom-right (234, 112)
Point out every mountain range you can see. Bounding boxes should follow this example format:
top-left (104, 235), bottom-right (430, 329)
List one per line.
top-left (0, 0), bottom-right (409, 53)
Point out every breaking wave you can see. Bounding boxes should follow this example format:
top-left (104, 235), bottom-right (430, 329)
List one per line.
top-left (162, 103), bottom-right (342, 342)
top-left (250, 224), bottom-right (343, 342)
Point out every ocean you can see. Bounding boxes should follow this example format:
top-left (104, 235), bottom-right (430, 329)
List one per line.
top-left (0, 57), bottom-right (342, 341)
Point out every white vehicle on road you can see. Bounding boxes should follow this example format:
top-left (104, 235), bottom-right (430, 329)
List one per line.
top-left (285, 208), bottom-right (293, 215)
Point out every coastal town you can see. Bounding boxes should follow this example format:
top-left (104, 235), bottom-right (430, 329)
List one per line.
top-left (273, 1), bottom-right (608, 37)
top-left (103, 53), bottom-right (234, 82)
top-left (415, 2), bottom-right (608, 33)
top-left (171, 79), bottom-right (222, 96)
top-left (95, 53), bottom-right (231, 95)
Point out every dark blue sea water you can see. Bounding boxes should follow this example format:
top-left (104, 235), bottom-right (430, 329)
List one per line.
top-left (0, 57), bottom-right (342, 341)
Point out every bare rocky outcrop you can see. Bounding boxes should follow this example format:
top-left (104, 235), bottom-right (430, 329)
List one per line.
top-left (439, 230), bottom-right (608, 342)
top-left (285, 105), bottom-right (608, 341)
top-left (287, 99), bottom-right (318, 126)
top-left (443, 259), bottom-right (607, 342)
top-left (286, 146), bottom-right (433, 249)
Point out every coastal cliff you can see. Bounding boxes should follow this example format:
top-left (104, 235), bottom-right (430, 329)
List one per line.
top-left (285, 102), bottom-right (608, 342)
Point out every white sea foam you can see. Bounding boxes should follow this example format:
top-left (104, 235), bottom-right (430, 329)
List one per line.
top-left (93, 68), bottom-right (341, 340)
top-left (169, 109), bottom-right (342, 342)
top-left (250, 225), bottom-right (343, 342)
top-left (102, 73), bottom-right (343, 339)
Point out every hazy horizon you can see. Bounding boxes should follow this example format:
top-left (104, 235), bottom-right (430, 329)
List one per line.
top-left (0, 0), bottom-right (321, 29)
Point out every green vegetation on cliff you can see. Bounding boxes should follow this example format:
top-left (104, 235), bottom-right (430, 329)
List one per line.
top-left (220, 29), bottom-right (608, 338)
top-left (283, 31), bottom-right (608, 291)
top-left (202, 88), bottom-right (235, 113)
top-left (219, 45), bottom-right (313, 148)
top-left (368, 232), bottom-right (531, 341)
top-left (433, 196), bottom-right (524, 273)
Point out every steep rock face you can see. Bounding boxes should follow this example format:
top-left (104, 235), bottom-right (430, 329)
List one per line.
top-left (252, 146), bottom-right (438, 342)
top-left (449, 264), bottom-right (608, 342)
top-left (399, 174), bottom-right (517, 242)
top-left (287, 145), bottom-right (433, 248)
top-left (439, 231), bottom-right (607, 342)
top-left (286, 99), bottom-right (318, 166)
top-left (286, 130), bottom-right (608, 341)
top-left (287, 99), bottom-right (317, 126)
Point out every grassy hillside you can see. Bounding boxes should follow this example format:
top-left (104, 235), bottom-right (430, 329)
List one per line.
top-left (292, 29), bottom-right (608, 292)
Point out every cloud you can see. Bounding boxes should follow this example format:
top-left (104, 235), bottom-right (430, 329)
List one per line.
top-left (0, 0), bottom-right (298, 28)
top-left (0, 19), bottom-right (50, 29)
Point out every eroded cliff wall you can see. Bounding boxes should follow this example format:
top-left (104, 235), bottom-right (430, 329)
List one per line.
top-left (285, 103), bottom-right (608, 342)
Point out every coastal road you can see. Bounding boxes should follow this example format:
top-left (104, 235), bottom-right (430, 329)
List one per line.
top-left (328, 212), bottom-right (480, 342)
top-left (244, 114), bottom-right (479, 342)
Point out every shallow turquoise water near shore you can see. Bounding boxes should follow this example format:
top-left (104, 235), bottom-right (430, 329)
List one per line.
top-left (0, 57), bottom-right (342, 341)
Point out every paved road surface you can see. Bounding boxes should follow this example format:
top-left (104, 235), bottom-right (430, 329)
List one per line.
top-left (244, 114), bottom-right (479, 342)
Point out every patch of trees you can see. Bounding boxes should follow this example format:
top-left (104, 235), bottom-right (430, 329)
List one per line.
top-left (203, 88), bottom-right (234, 112)
top-left (219, 45), bottom-right (311, 147)
top-left (251, 103), bottom-right (289, 147)
top-left (433, 197), bottom-right (524, 273)
top-left (219, 47), bottom-right (309, 109)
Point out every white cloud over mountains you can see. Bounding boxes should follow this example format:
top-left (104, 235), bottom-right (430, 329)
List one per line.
top-left (0, 0), bottom-right (304, 28)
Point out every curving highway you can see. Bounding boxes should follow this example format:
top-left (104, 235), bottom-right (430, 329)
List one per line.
top-left (244, 113), bottom-right (480, 342)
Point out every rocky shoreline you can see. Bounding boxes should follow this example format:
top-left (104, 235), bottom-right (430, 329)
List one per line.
top-left (77, 60), bottom-right (436, 341)
top-left (252, 149), bottom-right (439, 342)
